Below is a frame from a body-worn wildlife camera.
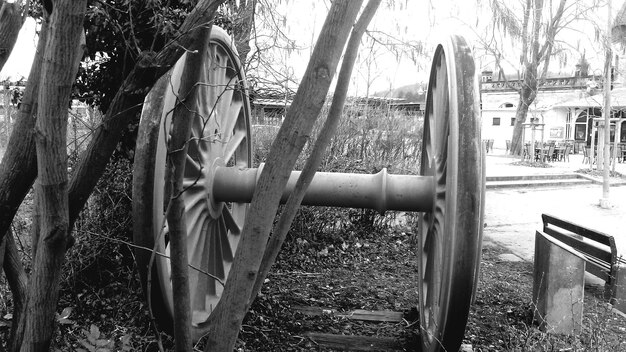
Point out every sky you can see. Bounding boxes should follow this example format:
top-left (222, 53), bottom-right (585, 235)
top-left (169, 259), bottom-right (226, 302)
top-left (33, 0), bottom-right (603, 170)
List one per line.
top-left (258, 0), bottom-right (487, 95)
top-left (1, 17), bottom-right (36, 81)
top-left (3, 1), bottom-right (626, 95)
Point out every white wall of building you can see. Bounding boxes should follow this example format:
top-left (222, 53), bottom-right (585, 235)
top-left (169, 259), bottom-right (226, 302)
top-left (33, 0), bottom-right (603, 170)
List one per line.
top-left (481, 88), bottom-right (589, 149)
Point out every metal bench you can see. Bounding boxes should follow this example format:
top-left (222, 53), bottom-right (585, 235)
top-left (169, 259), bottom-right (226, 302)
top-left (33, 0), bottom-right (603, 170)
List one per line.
top-left (541, 213), bottom-right (619, 301)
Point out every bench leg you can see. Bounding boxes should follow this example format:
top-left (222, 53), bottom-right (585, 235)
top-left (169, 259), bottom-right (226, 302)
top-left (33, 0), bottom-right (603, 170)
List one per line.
top-left (533, 232), bottom-right (585, 334)
top-left (613, 264), bottom-right (626, 314)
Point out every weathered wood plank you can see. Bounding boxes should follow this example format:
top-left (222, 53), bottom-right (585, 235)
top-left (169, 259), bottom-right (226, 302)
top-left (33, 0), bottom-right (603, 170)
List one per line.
top-left (293, 306), bottom-right (404, 322)
top-left (306, 332), bottom-right (405, 351)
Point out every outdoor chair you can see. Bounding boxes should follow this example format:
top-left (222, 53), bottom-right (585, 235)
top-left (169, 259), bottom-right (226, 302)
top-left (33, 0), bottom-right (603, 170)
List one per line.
top-left (544, 144), bottom-right (555, 162)
top-left (610, 145), bottom-right (615, 165)
top-left (525, 144), bottom-right (534, 161)
top-left (486, 139), bottom-right (494, 153)
top-left (582, 146), bottom-right (590, 164)
top-left (561, 144), bottom-right (571, 162)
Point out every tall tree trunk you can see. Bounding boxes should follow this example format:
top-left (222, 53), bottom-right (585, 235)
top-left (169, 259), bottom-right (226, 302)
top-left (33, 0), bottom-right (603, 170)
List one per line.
top-left (1, 13), bottom-right (48, 352)
top-left (203, 2), bottom-right (363, 350)
top-left (4, 232), bottom-right (27, 349)
top-left (0, 4), bottom-right (45, 246)
top-left (0, 0), bottom-right (25, 72)
top-left (232, 0), bottom-right (255, 66)
top-left (19, 1), bottom-right (86, 351)
top-left (510, 83), bottom-right (536, 155)
top-left (166, 26), bottom-right (213, 352)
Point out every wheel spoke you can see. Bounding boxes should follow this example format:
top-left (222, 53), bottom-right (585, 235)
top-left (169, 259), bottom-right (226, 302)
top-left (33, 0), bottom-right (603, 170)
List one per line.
top-left (230, 203), bottom-right (246, 231)
top-left (207, 222), bottom-right (224, 296)
top-left (222, 206), bottom-right (241, 235)
top-left (423, 117), bottom-right (435, 175)
top-left (433, 64), bottom-right (449, 158)
top-left (211, 220), bottom-right (226, 281)
top-left (185, 207), bottom-right (208, 248)
top-left (223, 100), bottom-right (243, 137)
top-left (186, 154), bottom-right (202, 173)
top-left (182, 186), bottom-right (206, 213)
top-left (183, 177), bottom-right (202, 189)
top-left (189, 217), bottom-right (209, 308)
top-left (217, 76), bottom-right (236, 122)
top-left (218, 216), bottom-right (234, 262)
top-left (223, 129), bottom-right (247, 162)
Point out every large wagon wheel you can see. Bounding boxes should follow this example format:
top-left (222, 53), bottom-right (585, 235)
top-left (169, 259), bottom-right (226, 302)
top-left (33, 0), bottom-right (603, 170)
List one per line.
top-left (133, 26), bottom-right (251, 340)
top-left (417, 35), bottom-right (484, 352)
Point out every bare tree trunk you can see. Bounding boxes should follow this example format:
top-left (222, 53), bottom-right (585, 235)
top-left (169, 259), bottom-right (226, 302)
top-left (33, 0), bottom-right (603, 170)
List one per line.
top-left (601, 0), bottom-right (612, 208)
top-left (0, 0), bottom-right (25, 72)
top-left (4, 232), bottom-right (27, 349)
top-left (203, 2), bottom-right (363, 350)
top-left (250, 0), bottom-right (381, 302)
top-left (231, 0), bottom-right (255, 66)
top-left (507, 0), bottom-right (568, 156)
top-left (19, 1), bottom-right (86, 351)
top-left (0, 12), bottom-right (47, 250)
top-left (0, 17), bottom-right (46, 346)
top-left (5, 89), bottom-right (12, 145)
top-left (166, 26), bottom-right (212, 352)
top-left (510, 85), bottom-right (535, 155)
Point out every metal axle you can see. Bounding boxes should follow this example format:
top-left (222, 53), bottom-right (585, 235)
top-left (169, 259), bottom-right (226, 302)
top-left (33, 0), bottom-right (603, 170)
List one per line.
top-left (211, 165), bottom-right (435, 213)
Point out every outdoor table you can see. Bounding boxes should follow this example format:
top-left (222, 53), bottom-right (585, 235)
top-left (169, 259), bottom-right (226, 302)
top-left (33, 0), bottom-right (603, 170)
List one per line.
top-left (553, 147), bottom-right (565, 161)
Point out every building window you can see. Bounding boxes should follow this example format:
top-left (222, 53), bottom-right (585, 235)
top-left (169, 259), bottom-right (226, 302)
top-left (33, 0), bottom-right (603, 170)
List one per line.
top-left (492, 117), bottom-right (501, 126)
top-left (511, 118), bottom-right (516, 126)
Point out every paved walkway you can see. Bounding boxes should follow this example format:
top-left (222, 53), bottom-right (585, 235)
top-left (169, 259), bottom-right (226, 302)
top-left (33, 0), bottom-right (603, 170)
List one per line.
top-left (487, 147), bottom-right (626, 179)
top-left (484, 147), bottom-right (626, 267)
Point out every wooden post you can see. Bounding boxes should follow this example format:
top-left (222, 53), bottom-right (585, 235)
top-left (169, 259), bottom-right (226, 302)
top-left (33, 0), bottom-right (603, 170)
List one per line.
top-left (533, 231), bottom-right (585, 334)
top-left (614, 264), bottom-right (626, 314)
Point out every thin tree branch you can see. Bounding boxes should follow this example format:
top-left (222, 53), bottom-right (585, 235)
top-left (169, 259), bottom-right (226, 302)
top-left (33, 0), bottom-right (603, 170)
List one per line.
top-left (250, 0), bottom-right (382, 302)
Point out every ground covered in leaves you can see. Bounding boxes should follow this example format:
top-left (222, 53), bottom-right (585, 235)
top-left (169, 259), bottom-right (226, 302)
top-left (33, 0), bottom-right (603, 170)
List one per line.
top-left (3, 205), bottom-right (625, 351)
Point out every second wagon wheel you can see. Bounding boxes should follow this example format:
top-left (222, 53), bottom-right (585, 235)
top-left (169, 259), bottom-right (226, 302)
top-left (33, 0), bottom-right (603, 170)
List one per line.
top-left (133, 26), bottom-right (251, 340)
top-left (418, 35), bottom-right (484, 352)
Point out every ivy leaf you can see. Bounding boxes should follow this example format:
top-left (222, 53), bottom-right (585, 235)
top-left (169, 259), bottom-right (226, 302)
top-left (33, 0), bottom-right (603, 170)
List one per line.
top-left (57, 307), bottom-right (74, 325)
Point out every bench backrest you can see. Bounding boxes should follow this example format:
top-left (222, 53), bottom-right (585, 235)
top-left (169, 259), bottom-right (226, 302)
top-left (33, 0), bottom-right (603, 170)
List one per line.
top-left (541, 213), bottom-right (617, 284)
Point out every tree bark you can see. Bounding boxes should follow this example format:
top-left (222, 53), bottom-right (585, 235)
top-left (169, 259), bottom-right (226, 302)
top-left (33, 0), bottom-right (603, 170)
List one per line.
top-left (250, 0), bottom-right (381, 302)
top-left (3, 18), bottom-right (48, 349)
top-left (508, 0), bottom-right (568, 155)
top-left (0, 11), bottom-right (48, 254)
top-left (166, 26), bottom-right (212, 352)
top-left (203, 2), bottom-right (363, 351)
top-left (19, 1), bottom-right (86, 351)
top-left (510, 83), bottom-right (536, 155)
top-left (231, 0), bottom-right (255, 66)
top-left (0, 1), bottom-right (25, 73)
top-left (4, 232), bottom-right (27, 350)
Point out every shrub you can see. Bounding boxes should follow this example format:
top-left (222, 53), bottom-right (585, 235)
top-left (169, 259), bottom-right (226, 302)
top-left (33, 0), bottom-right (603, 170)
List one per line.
top-left (252, 100), bottom-right (423, 247)
top-left (64, 156), bottom-right (134, 290)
